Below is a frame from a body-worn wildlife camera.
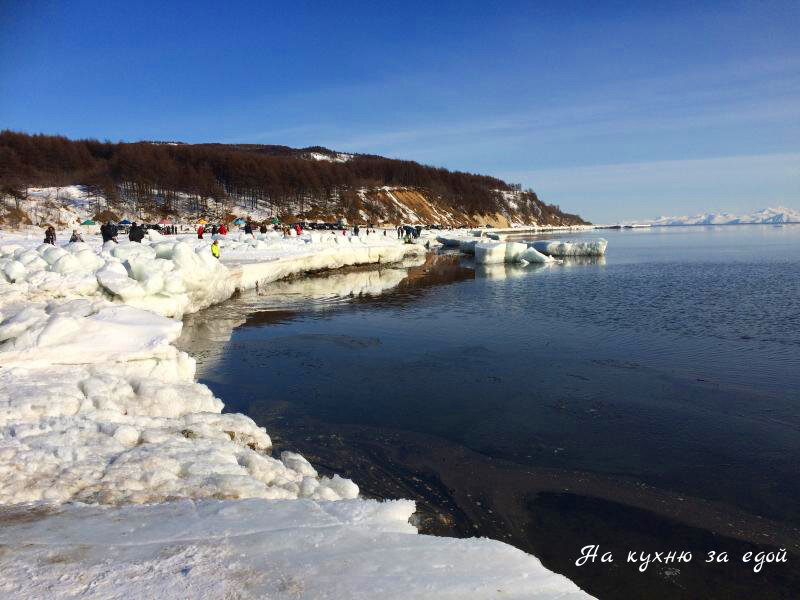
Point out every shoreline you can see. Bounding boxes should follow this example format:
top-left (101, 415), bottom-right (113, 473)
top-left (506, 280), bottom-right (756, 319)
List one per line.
top-left (255, 411), bottom-right (800, 599)
top-left (0, 230), bottom-right (590, 598)
top-left (181, 249), bottom-right (800, 599)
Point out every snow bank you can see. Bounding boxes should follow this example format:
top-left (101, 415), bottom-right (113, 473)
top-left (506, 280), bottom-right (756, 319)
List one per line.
top-left (0, 232), bottom-right (426, 507)
top-left (531, 239), bottom-right (608, 257)
top-left (0, 498), bottom-right (589, 599)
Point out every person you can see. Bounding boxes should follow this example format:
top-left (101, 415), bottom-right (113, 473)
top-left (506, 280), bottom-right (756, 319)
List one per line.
top-left (259, 223), bottom-right (267, 234)
top-left (211, 224), bottom-right (218, 235)
top-left (197, 224), bottom-right (204, 239)
top-left (219, 223), bottom-right (227, 235)
top-left (129, 222), bottom-right (145, 243)
top-left (101, 220), bottom-right (118, 243)
top-left (44, 225), bottom-right (56, 245)
top-left (211, 239), bottom-right (220, 260)
top-left (353, 224), bottom-right (360, 236)
top-left (69, 229), bottom-right (83, 243)
top-left (244, 220), bottom-right (253, 237)
top-left (397, 225), bottom-right (403, 239)
top-left (294, 223), bottom-right (302, 236)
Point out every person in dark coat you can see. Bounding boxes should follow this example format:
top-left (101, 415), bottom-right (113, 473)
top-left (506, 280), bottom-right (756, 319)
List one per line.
top-left (129, 222), bottom-right (145, 243)
top-left (244, 221), bottom-right (253, 236)
top-left (44, 226), bottom-right (56, 245)
top-left (211, 224), bottom-right (219, 235)
top-left (101, 221), bottom-right (118, 243)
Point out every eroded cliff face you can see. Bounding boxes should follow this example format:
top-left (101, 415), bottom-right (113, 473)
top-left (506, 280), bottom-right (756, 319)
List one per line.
top-left (296, 186), bottom-right (588, 227)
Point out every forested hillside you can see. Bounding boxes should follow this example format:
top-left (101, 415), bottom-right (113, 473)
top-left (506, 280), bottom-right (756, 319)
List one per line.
top-left (0, 131), bottom-right (587, 227)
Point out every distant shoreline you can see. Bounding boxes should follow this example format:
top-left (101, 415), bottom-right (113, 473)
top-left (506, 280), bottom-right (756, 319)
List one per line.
top-left (598, 221), bottom-right (800, 229)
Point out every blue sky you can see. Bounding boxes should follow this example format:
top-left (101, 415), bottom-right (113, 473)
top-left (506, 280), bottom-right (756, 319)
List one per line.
top-left (1, 1), bottom-right (798, 222)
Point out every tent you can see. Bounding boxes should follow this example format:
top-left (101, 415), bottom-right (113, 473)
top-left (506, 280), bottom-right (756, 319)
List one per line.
top-left (233, 218), bottom-right (246, 225)
top-left (119, 219), bottom-right (132, 225)
top-left (81, 219), bottom-right (95, 225)
top-left (158, 218), bottom-right (172, 225)
top-left (196, 218), bottom-right (208, 225)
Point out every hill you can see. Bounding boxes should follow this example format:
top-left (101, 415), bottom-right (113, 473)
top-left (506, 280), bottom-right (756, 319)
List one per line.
top-left (0, 131), bottom-right (587, 228)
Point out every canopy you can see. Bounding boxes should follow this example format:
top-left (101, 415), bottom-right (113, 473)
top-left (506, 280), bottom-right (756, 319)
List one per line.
top-left (81, 219), bottom-right (95, 225)
top-left (158, 218), bottom-right (172, 225)
top-left (271, 216), bottom-right (280, 224)
top-left (118, 219), bottom-right (132, 225)
top-left (196, 218), bottom-right (208, 225)
top-left (233, 218), bottom-right (246, 225)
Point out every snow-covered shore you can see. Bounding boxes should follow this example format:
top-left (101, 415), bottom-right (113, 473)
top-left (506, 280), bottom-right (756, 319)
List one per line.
top-left (0, 227), bottom-right (590, 598)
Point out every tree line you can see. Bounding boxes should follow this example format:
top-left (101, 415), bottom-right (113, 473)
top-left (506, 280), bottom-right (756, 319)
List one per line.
top-left (0, 130), bottom-right (585, 225)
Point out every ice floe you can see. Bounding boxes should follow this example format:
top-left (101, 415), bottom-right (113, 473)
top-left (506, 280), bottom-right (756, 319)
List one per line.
top-left (530, 239), bottom-right (608, 257)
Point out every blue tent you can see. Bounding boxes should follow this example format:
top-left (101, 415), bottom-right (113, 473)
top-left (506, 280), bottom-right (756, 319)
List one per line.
top-left (233, 218), bottom-right (246, 225)
top-left (119, 219), bottom-right (132, 225)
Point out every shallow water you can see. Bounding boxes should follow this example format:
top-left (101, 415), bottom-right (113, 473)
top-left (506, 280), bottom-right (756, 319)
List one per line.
top-left (182, 225), bottom-right (800, 598)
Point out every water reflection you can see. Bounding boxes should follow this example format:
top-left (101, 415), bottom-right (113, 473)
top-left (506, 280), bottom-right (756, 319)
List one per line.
top-left (177, 253), bottom-right (475, 374)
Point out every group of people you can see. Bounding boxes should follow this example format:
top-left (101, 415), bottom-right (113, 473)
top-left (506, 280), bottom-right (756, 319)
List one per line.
top-left (197, 221), bottom-right (280, 239)
top-left (197, 223), bottom-right (228, 239)
top-left (397, 225), bottom-right (422, 239)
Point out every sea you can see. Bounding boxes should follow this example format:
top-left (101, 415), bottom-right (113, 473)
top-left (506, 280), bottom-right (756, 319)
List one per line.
top-left (179, 224), bottom-right (800, 599)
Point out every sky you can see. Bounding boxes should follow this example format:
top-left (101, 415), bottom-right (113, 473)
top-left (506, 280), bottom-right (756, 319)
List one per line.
top-left (1, 0), bottom-right (798, 222)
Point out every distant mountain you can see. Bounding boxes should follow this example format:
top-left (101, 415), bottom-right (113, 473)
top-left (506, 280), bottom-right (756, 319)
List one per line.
top-left (637, 207), bottom-right (800, 226)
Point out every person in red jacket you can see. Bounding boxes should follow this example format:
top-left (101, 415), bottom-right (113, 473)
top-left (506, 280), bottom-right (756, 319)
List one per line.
top-left (295, 224), bottom-right (302, 236)
top-left (197, 225), bottom-right (204, 239)
top-left (219, 223), bottom-right (228, 235)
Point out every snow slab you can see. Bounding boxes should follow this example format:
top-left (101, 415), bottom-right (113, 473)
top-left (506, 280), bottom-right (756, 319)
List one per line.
top-left (0, 498), bottom-right (588, 599)
top-left (0, 229), bottom-right (591, 599)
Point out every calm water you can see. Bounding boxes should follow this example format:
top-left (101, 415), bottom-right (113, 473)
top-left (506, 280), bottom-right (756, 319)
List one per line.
top-left (182, 225), bottom-right (800, 597)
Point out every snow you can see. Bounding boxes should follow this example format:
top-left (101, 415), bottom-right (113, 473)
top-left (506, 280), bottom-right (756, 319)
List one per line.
top-left (0, 227), bottom-right (590, 598)
top-left (0, 499), bottom-right (588, 600)
top-left (306, 151), bottom-right (353, 163)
